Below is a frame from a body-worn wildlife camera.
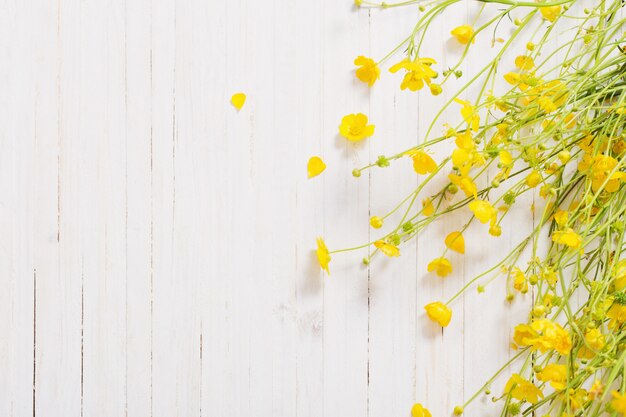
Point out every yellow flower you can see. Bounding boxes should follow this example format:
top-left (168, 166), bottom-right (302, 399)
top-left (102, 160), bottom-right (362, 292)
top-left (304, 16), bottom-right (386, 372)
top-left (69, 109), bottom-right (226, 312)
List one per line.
top-left (504, 374), bottom-right (544, 404)
top-left (537, 96), bottom-right (557, 113)
top-left (526, 170), bottom-right (542, 188)
top-left (307, 156), bottom-right (326, 178)
top-left (449, 174), bottom-right (478, 198)
top-left (339, 113), bottom-right (375, 142)
top-left (316, 237), bottom-right (331, 274)
top-left (370, 216), bottom-right (384, 229)
top-left (513, 319), bottom-right (572, 355)
top-left (540, 5), bottom-right (561, 22)
top-left (554, 209), bottom-right (568, 226)
top-left (411, 403), bottom-right (432, 417)
top-left (422, 198), bottom-right (435, 216)
top-left (589, 379), bottom-right (604, 399)
top-left (231, 92), bottom-right (246, 110)
top-left (512, 267), bottom-right (528, 293)
top-left (389, 57), bottom-right (437, 91)
top-left (489, 224), bottom-right (502, 236)
top-left (578, 328), bottom-right (605, 359)
top-left (536, 364), bottom-right (567, 390)
top-left (551, 228), bottom-right (582, 248)
top-left (607, 301), bottom-right (626, 329)
top-left (354, 56), bottom-right (380, 86)
top-left (411, 150), bottom-right (438, 174)
top-left (613, 391), bottom-right (626, 414)
top-left (429, 83), bottom-right (442, 95)
top-left (428, 257), bottom-right (452, 277)
top-left (454, 98), bottom-right (480, 131)
top-left (515, 55), bottom-right (535, 70)
top-left (450, 25), bottom-right (474, 44)
top-left (445, 231), bottom-right (465, 254)
top-left (469, 200), bottom-right (497, 224)
top-left (424, 301), bottom-right (452, 327)
top-left (374, 240), bottom-right (400, 257)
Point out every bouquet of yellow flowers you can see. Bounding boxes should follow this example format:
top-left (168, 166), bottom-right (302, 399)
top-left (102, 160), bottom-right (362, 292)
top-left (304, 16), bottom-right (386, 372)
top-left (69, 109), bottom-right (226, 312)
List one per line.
top-left (311, 0), bottom-right (626, 415)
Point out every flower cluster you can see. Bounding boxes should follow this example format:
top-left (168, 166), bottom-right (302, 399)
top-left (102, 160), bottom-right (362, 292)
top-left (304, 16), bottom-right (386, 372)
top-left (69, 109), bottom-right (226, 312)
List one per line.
top-left (311, 0), bottom-right (626, 416)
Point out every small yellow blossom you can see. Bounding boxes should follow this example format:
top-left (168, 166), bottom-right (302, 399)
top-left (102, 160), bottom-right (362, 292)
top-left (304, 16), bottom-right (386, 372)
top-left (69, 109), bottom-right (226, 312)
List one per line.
top-left (339, 113), bottom-right (375, 142)
top-left (513, 319), bottom-right (572, 355)
top-left (428, 257), bottom-right (452, 277)
top-left (469, 200), bottom-right (497, 224)
top-left (504, 374), bottom-right (544, 404)
top-left (445, 231), bottom-right (465, 254)
top-left (450, 25), bottom-right (475, 44)
top-left (231, 92), bottom-right (246, 110)
top-left (374, 240), bottom-right (400, 257)
top-left (422, 198), bottom-right (435, 216)
top-left (589, 380), bottom-right (604, 399)
top-left (370, 216), bottom-right (384, 229)
top-left (489, 224), bottom-right (502, 236)
top-left (307, 156), bottom-right (326, 178)
top-left (554, 209), bottom-right (568, 226)
top-left (429, 83), bottom-right (442, 95)
top-left (613, 391), bottom-right (626, 414)
top-left (411, 150), bottom-right (438, 174)
top-left (316, 237), bottom-right (331, 274)
top-left (424, 301), bottom-right (452, 327)
top-left (540, 5), bottom-right (562, 22)
top-left (578, 328), bottom-right (605, 359)
top-left (411, 403), bottom-right (432, 417)
top-left (512, 268), bottom-right (528, 293)
top-left (389, 57), bottom-right (438, 91)
top-left (515, 55), bottom-right (535, 70)
top-left (449, 174), bottom-right (478, 198)
top-left (526, 170), bottom-right (542, 188)
top-left (538, 96), bottom-right (557, 113)
top-left (607, 300), bottom-right (626, 329)
top-left (536, 364), bottom-right (567, 390)
top-left (551, 228), bottom-right (582, 248)
top-left (454, 98), bottom-right (480, 131)
top-left (354, 56), bottom-right (380, 86)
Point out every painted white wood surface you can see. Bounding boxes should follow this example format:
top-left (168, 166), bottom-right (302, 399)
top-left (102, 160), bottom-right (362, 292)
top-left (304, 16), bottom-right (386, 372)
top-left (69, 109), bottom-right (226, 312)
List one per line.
top-left (0, 1), bottom-right (535, 416)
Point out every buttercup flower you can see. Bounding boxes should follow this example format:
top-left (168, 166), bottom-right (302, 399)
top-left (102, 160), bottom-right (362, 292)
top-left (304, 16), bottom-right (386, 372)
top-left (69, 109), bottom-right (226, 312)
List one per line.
top-left (613, 391), bottom-right (626, 414)
top-left (513, 319), bottom-right (572, 355)
top-left (422, 198), bottom-right (435, 216)
top-left (540, 5), bottom-right (562, 22)
top-left (551, 228), bottom-right (582, 248)
top-left (450, 25), bottom-right (474, 44)
top-left (411, 403), bottom-right (432, 417)
top-left (454, 98), bottom-right (480, 131)
top-left (316, 237), bottom-right (331, 274)
top-left (515, 55), bottom-right (535, 70)
top-left (339, 113), bottom-right (375, 142)
top-left (424, 301), bottom-right (452, 327)
top-left (307, 156), bottom-right (326, 178)
top-left (410, 150), bottom-right (438, 174)
top-left (445, 231), bottom-right (465, 254)
top-left (469, 200), bottom-right (497, 224)
top-left (578, 328), bottom-right (605, 359)
top-left (536, 364), bottom-right (567, 390)
top-left (374, 240), bottom-right (400, 257)
top-left (504, 374), bottom-right (544, 404)
top-left (354, 56), bottom-right (380, 86)
top-left (389, 57), bottom-right (437, 91)
top-left (526, 170), bottom-right (542, 188)
top-left (428, 257), bottom-right (452, 277)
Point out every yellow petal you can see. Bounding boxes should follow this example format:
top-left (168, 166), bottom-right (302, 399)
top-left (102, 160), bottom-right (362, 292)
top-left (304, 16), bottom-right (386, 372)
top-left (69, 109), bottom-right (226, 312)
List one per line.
top-left (424, 302), bottom-right (452, 327)
top-left (231, 92), bottom-right (246, 110)
top-left (307, 156), bottom-right (326, 178)
top-left (445, 231), bottom-right (465, 254)
top-left (411, 403), bottom-right (433, 417)
top-left (374, 240), bottom-right (400, 257)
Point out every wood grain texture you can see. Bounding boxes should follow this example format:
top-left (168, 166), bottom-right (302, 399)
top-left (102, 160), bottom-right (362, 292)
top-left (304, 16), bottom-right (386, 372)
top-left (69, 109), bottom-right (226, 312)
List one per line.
top-left (0, 1), bottom-right (532, 416)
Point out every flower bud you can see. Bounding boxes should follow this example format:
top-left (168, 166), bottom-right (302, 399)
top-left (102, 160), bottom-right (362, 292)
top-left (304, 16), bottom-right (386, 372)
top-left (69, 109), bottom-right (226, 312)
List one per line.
top-left (453, 406), bottom-right (464, 415)
top-left (558, 150), bottom-right (571, 163)
top-left (352, 169), bottom-right (361, 178)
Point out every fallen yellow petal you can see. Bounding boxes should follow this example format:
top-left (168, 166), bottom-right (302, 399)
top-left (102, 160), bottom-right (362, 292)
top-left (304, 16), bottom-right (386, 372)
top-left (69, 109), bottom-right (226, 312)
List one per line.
top-left (231, 92), bottom-right (246, 110)
top-left (307, 156), bottom-right (326, 178)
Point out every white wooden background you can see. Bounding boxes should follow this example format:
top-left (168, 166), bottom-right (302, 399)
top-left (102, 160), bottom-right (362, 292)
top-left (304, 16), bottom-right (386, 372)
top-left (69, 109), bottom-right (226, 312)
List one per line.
top-left (0, 1), bottom-right (536, 416)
